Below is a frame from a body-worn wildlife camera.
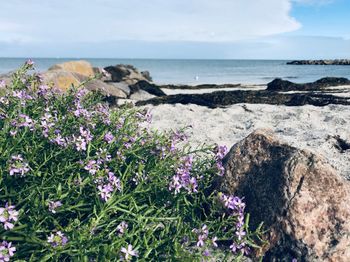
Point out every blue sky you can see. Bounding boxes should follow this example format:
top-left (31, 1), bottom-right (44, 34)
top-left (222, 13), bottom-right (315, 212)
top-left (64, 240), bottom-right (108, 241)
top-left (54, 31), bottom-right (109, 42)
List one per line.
top-left (0, 0), bottom-right (349, 59)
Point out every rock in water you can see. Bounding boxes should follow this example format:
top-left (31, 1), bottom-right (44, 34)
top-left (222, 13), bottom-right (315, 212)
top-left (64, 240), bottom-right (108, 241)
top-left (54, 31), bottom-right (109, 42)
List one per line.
top-left (48, 60), bottom-right (95, 77)
top-left (287, 59), bottom-right (350, 65)
top-left (218, 129), bottom-right (350, 261)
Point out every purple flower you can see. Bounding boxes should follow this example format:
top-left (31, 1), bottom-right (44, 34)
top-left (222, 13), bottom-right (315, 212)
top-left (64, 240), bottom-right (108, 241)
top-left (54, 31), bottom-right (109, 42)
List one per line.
top-left (84, 160), bottom-right (100, 175)
top-left (214, 145), bottom-right (228, 176)
top-left (169, 175), bottom-right (182, 194)
top-left (80, 127), bottom-right (93, 142)
top-left (136, 110), bottom-right (152, 123)
top-left (203, 249), bottom-right (211, 257)
top-left (95, 103), bottom-right (111, 125)
top-left (121, 244), bottom-right (138, 261)
top-left (215, 145), bottom-right (228, 160)
top-left (25, 58), bottom-right (35, 67)
top-left (193, 225), bottom-right (209, 248)
top-left (97, 184), bottom-right (114, 202)
top-left (48, 201), bottom-right (62, 214)
top-left (169, 155), bottom-right (198, 194)
top-left (230, 242), bottom-right (238, 253)
top-left (13, 114), bottom-right (35, 130)
top-left (95, 170), bottom-right (121, 202)
top-left (0, 203), bottom-right (19, 231)
top-left (0, 80), bottom-right (5, 88)
top-left (236, 229), bottom-right (246, 241)
top-left (47, 231), bottom-right (68, 247)
top-left (0, 241), bottom-right (16, 261)
top-left (9, 154), bottom-right (30, 177)
top-left (104, 132), bottom-right (115, 144)
top-left (96, 148), bottom-right (111, 164)
top-left (50, 133), bottom-right (67, 147)
top-left (108, 172), bottom-right (121, 190)
top-left (116, 221), bottom-right (128, 236)
top-left (75, 136), bottom-right (87, 151)
top-left (38, 84), bottom-right (50, 97)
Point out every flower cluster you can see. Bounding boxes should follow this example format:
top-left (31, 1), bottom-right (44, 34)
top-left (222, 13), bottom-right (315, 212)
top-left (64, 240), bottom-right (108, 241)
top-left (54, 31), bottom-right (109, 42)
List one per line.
top-left (11, 114), bottom-right (35, 130)
top-left (219, 193), bottom-right (250, 255)
top-left (47, 231), bottom-right (68, 247)
top-left (0, 241), bottom-right (16, 262)
top-left (214, 145), bottom-right (228, 176)
top-left (0, 62), bottom-right (261, 260)
top-left (169, 155), bottom-right (198, 194)
top-left (104, 131), bottom-right (115, 144)
top-left (95, 170), bottom-right (121, 202)
top-left (40, 110), bottom-right (57, 138)
top-left (0, 203), bottom-right (19, 230)
top-left (8, 155), bottom-right (30, 177)
top-left (192, 225), bottom-right (218, 257)
top-left (11, 90), bottom-right (33, 106)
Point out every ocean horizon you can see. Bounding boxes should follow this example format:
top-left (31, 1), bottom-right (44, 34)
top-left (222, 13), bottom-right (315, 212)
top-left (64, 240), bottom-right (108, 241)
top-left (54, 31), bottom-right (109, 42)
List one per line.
top-left (1, 57), bottom-right (350, 85)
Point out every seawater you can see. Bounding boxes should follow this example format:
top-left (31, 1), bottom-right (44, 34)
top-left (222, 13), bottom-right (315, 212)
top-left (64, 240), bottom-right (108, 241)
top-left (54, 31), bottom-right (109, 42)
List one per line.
top-left (1, 58), bottom-right (350, 85)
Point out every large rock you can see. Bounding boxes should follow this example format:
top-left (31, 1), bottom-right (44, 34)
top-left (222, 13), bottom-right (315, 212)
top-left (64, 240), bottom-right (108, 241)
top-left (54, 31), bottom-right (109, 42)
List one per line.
top-left (48, 60), bottom-right (95, 77)
top-left (218, 129), bottom-right (350, 261)
top-left (84, 79), bottom-right (127, 99)
top-left (43, 70), bottom-right (83, 91)
top-left (103, 64), bottom-right (151, 85)
top-left (43, 70), bottom-right (127, 99)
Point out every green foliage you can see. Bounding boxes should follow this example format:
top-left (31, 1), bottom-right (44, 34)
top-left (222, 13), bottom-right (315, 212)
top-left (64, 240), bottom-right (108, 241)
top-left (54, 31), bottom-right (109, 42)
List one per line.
top-left (0, 62), bottom-right (263, 261)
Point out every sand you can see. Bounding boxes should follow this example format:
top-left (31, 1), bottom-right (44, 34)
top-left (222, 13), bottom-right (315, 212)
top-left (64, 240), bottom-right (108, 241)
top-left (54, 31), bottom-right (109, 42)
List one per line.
top-left (142, 102), bottom-right (350, 179)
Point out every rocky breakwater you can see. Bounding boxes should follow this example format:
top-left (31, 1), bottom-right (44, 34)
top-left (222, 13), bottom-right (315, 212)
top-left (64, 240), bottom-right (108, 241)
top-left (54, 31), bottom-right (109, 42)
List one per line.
top-left (137, 77), bottom-right (350, 108)
top-left (215, 129), bottom-right (350, 261)
top-left (40, 60), bottom-right (165, 103)
top-left (287, 59), bottom-right (350, 65)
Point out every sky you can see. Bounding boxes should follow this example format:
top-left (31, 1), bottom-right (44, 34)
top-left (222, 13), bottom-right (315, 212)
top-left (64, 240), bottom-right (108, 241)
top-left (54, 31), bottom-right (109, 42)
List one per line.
top-left (0, 0), bottom-right (349, 59)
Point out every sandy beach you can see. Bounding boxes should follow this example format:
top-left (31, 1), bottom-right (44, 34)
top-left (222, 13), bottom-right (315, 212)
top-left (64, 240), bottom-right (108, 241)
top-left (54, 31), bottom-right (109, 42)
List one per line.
top-left (142, 85), bottom-right (350, 179)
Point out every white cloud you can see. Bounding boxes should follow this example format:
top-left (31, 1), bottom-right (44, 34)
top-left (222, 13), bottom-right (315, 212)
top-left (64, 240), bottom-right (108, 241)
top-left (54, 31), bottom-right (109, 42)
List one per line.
top-left (0, 0), bottom-right (301, 43)
top-left (292, 0), bottom-right (335, 6)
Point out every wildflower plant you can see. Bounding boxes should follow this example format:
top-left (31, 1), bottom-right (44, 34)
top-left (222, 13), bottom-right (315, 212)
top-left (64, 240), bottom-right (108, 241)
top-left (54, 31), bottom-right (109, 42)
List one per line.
top-left (0, 62), bottom-right (264, 261)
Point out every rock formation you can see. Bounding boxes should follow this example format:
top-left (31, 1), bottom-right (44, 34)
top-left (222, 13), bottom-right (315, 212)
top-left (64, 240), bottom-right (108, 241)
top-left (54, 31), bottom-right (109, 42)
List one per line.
top-left (41, 61), bottom-right (159, 100)
top-left (287, 59), bottom-right (350, 65)
top-left (103, 64), bottom-right (151, 85)
top-left (217, 129), bottom-right (350, 261)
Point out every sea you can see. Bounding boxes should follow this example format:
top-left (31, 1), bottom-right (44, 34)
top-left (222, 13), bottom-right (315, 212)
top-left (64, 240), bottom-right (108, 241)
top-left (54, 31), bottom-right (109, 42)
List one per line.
top-left (1, 58), bottom-right (350, 85)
